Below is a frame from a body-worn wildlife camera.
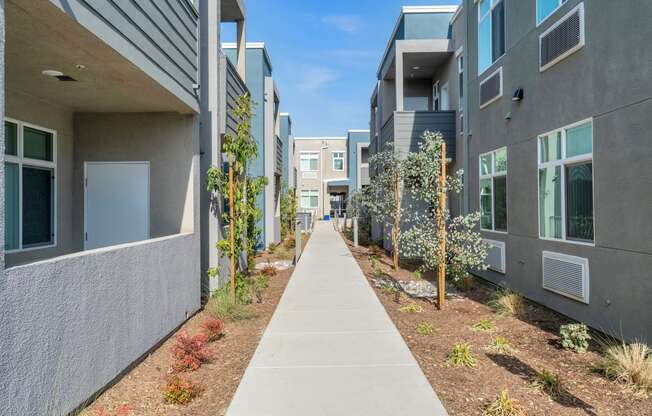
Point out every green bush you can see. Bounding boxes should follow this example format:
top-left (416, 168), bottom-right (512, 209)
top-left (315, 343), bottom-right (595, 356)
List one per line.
top-left (416, 322), bottom-right (435, 336)
top-left (487, 336), bottom-right (513, 355)
top-left (210, 289), bottom-right (256, 322)
top-left (531, 369), bottom-right (564, 398)
top-left (472, 318), bottom-right (496, 332)
top-left (559, 323), bottom-right (591, 353)
top-left (447, 342), bottom-right (477, 368)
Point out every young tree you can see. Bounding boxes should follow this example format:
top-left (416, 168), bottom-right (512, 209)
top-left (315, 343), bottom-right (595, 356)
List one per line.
top-left (400, 131), bottom-right (488, 289)
top-left (362, 145), bottom-right (404, 269)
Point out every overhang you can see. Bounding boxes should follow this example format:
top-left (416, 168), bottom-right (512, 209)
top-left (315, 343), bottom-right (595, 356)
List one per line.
top-left (221, 0), bottom-right (245, 21)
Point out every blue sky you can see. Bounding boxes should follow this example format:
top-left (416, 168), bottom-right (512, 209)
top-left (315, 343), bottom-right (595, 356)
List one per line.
top-left (222, 0), bottom-right (461, 137)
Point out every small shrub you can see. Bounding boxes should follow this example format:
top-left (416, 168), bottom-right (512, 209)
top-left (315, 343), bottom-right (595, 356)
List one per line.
top-left (210, 290), bottom-right (257, 322)
top-left (447, 342), bottom-right (477, 368)
top-left (200, 316), bottom-right (225, 342)
top-left (162, 376), bottom-right (203, 405)
top-left (559, 323), bottom-right (591, 353)
top-left (489, 289), bottom-right (525, 318)
top-left (531, 369), bottom-right (564, 398)
top-left (261, 264), bottom-right (278, 278)
top-left (399, 303), bottom-right (423, 313)
top-left (169, 332), bottom-right (214, 372)
top-left (416, 322), bottom-right (434, 336)
top-left (593, 342), bottom-right (652, 394)
top-left (472, 318), bottom-right (496, 332)
top-left (483, 389), bottom-right (527, 416)
top-left (487, 336), bottom-right (513, 355)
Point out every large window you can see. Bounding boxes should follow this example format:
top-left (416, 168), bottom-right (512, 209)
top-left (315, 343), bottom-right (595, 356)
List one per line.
top-left (4, 119), bottom-right (56, 251)
top-left (538, 120), bottom-right (593, 243)
top-left (537, 0), bottom-right (567, 24)
top-left (457, 49), bottom-right (464, 102)
top-left (300, 190), bottom-right (319, 209)
top-left (480, 147), bottom-right (507, 232)
top-left (478, 0), bottom-right (505, 74)
top-left (300, 152), bottom-right (319, 172)
top-left (332, 151), bottom-right (345, 171)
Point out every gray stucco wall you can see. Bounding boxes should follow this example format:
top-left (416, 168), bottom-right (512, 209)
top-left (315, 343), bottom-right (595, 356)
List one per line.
top-left (463, 0), bottom-right (652, 342)
top-left (0, 233), bottom-right (201, 415)
top-left (47, 0), bottom-right (199, 111)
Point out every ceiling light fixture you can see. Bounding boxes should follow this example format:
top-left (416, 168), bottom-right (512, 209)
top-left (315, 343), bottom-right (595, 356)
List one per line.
top-left (412, 66), bottom-right (421, 70)
top-left (42, 70), bottom-right (64, 77)
top-left (75, 64), bottom-right (87, 71)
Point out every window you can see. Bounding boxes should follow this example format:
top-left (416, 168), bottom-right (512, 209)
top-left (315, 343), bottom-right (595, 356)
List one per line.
top-left (332, 151), bottom-right (344, 171)
top-left (300, 152), bottom-right (319, 172)
top-left (479, 147), bottom-right (507, 232)
top-left (478, 0), bottom-right (505, 74)
top-left (538, 120), bottom-right (593, 243)
top-left (4, 119), bottom-right (56, 251)
top-left (433, 81), bottom-right (440, 111)
top-left (456, 49), bottom-right (464, 102)
top-left (300, 190), bottom-right (319, 209)
top-left (537, 0), bottom-right (567, 25)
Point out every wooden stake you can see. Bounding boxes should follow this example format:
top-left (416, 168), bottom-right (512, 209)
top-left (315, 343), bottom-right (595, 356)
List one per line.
top-left (437, 143), bottom-right (447, 310)
top-left (228, 154), bottom-right (236, 301)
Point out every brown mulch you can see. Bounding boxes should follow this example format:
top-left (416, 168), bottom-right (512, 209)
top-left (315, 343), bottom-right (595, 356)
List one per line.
top-left (344, 236), bottom-right (652, 416)
top-left (81, 236), bottom-right (309, 416)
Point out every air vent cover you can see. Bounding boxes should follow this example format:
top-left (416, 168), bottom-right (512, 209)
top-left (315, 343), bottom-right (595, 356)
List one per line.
top-left (484, 239), bottom-right (505, 273)
top-left (479, 67), bottom-right (502, 109)
top-left (540, 3), bottom-right (585, 71)
top-left (542, 251), bottom-right (589, 303)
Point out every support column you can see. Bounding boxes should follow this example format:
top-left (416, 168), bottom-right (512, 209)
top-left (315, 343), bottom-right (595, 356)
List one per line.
top-left (236, 19), bottom-right (246, 80)
top-left (199, 0), bottom-right (221, 294)
top-left (395, 49), bottom-right (404, 111)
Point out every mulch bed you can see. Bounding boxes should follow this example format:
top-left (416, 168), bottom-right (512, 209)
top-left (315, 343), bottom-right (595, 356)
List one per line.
top-left (81, 235), bottom-right (309, 416)
top-left (344, 236), bottom-right (651, 416)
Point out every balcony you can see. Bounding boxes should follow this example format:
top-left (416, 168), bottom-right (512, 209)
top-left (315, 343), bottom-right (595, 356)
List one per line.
top-left (380, 111), bottom-right (456, 160)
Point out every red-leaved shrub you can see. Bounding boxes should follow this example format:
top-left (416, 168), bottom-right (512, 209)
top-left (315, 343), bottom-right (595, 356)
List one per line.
top-left (169, 331), bottom-right (214, 372)
top-left (162, 375), bottom-right (203, 405)
top-left (200, 316), bottom-right (225, 342)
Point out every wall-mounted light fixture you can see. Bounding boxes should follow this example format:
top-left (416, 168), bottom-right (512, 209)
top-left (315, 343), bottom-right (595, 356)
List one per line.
top-left (512, 87), bottom-right (524, 102)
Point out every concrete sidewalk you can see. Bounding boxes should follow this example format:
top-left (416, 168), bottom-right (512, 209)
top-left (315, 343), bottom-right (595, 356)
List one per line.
top-left (226, 221), bottom-right (448, 416)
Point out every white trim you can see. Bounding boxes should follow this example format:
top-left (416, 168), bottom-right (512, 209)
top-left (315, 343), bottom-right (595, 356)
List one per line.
top-left (299, 189), bottom-right (319, 209)
top-left (347, 129), bottom-right (370, 133)
top-left (539, 3), bottom-right (585, 72)
top-left (3, 118), bottom-right (58, 253)
top-left (332, 150), bottom-right (345, 172)
top-left (536, 118), bottom-right (595, 245)
top-left (479, 66), bottom-right (503, 109)
top-left (83, 161), bottom-right (151, 251)
top-left (479, 147), bottom-right (507, 233)
top-left (542, 251), bottom-right (590, 304)
top-left (536, 0), bottom-right (567, 27)
top-left (280, 112), bottom-right (291, 117)
top-left (455, 46), bottom-right (464, 58)
top-left (294, 137), bottom-right (347, 141)
top-left (484, 239), bottom-right (506, 274)
top-left (356, 142), bottom-right (370, 191)
top-left (221, 42), bottom-right (273, 71)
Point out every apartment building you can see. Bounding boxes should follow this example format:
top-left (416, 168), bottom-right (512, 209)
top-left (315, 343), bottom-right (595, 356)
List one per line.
top-left (280, 113), bottom-right (296, 190)
top-left (0, 0), bottom-right (245, 414)
top-left (370, 1), bottom-right (652, 342)
top-left (347, 130), bottom-right (371, 193)
top-left (223, 43), bottom-right (284, 249)
top-left (294, 137), bottom-right (348, 220)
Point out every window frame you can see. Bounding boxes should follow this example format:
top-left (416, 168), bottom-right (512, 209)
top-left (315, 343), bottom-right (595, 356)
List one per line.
top-left (456, 47), bottom-right (464, 103)
top-left (479, 66), bottom-right (503, 109)
top-left (537, 118), bottom-right (594, 246)
top-left (479, 147), bottom-right (507, 233)
top-left (332, 150), bottom-right (345, 172)
top-left (299, 151), bottom-right (319, 172)
top-left (4, 117), bottom-right (58, 253)
top-left (536, 0), bottom-right (567, 26)
top-left (432, 81), bottom-right (440, 111)
top-left (300, 189), bottom-right (319, 209)
top-left (478, 0), bottom-right (506, 76)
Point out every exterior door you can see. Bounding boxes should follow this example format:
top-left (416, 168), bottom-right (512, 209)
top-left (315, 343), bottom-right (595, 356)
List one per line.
top-left (84, 162), bottom-right (150, 250)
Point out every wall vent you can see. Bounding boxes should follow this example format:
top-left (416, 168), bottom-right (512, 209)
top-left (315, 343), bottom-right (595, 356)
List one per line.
top-left (479, 67), bottom-right (502, 109)
top-left (540, 3), bottom-right (585, 71)
top-left (484, 239), bottom-right (505, 274)
top-left (542, 251), bottom-right (589, 303)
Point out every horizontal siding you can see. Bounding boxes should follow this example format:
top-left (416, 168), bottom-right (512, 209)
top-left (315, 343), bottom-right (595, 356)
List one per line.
top-left (393, 111), bottom-right (457, 160)
top-left (380, 115), bottom-right (395, 151)
top-left (224, 57), bottom-right (248, 136)
top-left (51, 0), bottom-right (198, 106)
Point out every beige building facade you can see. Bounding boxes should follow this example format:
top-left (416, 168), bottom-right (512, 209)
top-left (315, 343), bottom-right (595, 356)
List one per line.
top-left (293, 137), bottom-right (348, 219)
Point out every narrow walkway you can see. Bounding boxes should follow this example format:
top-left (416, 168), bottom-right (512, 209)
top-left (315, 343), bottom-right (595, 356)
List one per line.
top-left (226, 222), bottom-right (448, 416)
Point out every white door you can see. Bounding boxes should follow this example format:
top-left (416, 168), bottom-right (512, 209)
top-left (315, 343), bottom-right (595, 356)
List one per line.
top-left (441, 82), bottom-right (450, 110)
top-left (84, 162), bottom-right (150, 250)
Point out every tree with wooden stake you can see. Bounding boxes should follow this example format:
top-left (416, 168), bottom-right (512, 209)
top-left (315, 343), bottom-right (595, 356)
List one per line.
top-left (207, 93), bottom-right (265, 301)
top-left (361, 144), bottom-right (404, 270)
top-left (399, 131), bottom-right (488, 310)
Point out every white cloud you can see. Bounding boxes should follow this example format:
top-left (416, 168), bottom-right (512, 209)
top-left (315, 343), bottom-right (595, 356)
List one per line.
top-left (322, 14), bottom-right (364, 34)
top-left (298, 67), bottom-right (338, 92)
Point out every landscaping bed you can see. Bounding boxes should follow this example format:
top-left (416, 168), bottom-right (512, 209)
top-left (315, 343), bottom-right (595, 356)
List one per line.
top-left (81, 235), bottom-right (309, 416)
top-left (344, 236), bottom-right (651, 416)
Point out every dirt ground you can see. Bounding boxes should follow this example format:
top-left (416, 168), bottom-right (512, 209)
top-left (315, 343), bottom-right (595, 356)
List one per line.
top-left (81, 235), bottom-right (308, 416)
top-left (345, 236), bottom-right (652, 416)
